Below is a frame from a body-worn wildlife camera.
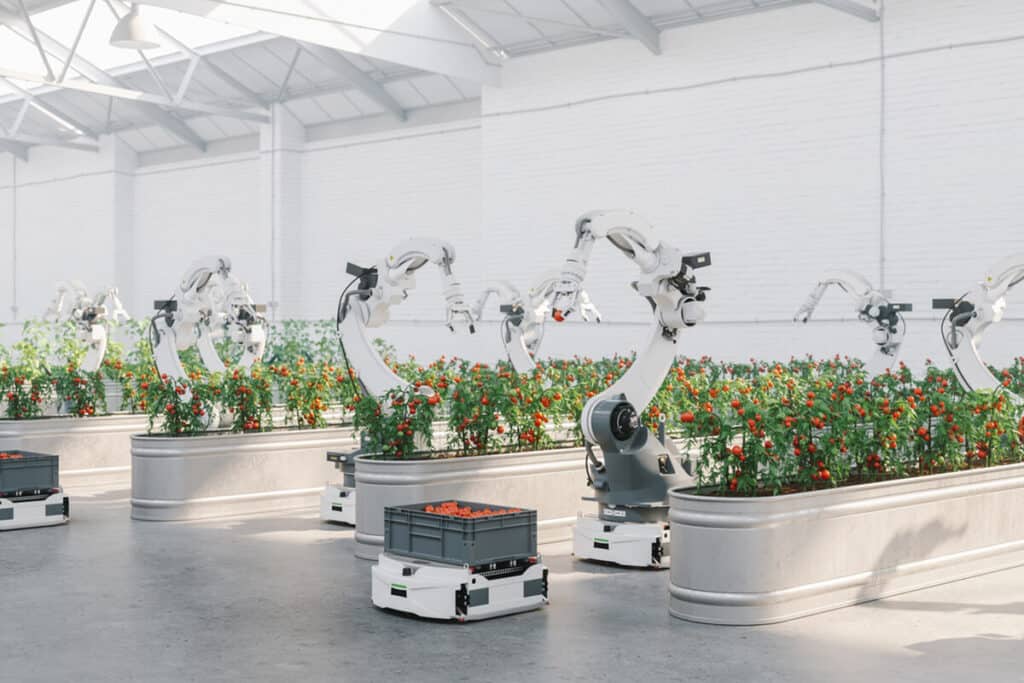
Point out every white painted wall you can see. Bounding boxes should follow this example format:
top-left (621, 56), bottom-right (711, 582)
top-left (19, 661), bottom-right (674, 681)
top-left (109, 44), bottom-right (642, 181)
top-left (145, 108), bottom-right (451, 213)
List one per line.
top-left (133, 153), bottom-right (265, 315)
top-left (298, 121), bottom-right (483, 320)
top-left (1, 0), bottom-right (1022, 371)
top-left (477, 0), bottom-right (1024, 367)
top-left (0, 140), bottom-right (130, 335)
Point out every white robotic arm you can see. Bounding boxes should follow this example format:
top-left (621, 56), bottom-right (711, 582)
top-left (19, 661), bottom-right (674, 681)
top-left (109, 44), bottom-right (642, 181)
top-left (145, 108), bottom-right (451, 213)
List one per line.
top-left (45, 281), bottom-right (130, 372)
top-left (338, 238), bottom-right (475, 399)
top-left (934, 253), bottom-right (1024, 402)
top-left (151, 257), bottom-right (267, 384)
top-left (549, 210), bottom-right (709, 562)
top-left (475, 276), bottom-right (602, 375)
top-left (530, 270), bottom-right (602, 325)
top-left (472, 281), bottom-right (536, 374)
top-left (794, 270), bottom-right (911, 376)
top-left (549, 209), bottom-right (710, 444)
top-left (96, 287), bottom-right (131, 325)
top-left (44, 281), bottom-right (89, 321)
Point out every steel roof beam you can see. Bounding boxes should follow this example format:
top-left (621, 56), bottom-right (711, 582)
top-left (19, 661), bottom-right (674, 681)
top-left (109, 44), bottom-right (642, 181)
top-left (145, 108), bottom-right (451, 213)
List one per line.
top-left (814, 0), bottom-right (879, 22)
top-left (0, 76), bottom-right (98, 138)
top-left (0, 65), bottom-right (270, 123)
top-left (0, 4), bottom-right (209, 151)
top-left (596, 0), bottom-right (661, 54)
top-left (0, 133), bottom-right (97, 152)
top-left (110, 0), bottom-right (268, 107)
top-left (299, 42), bottom-right (406, 122)
top-left (437, 0), bottom-right (628, 39)
top-left (134, 0), bottom-right (501, 84)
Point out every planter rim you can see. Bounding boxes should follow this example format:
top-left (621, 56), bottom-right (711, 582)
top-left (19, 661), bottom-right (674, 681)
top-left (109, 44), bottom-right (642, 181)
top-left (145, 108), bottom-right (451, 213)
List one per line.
top-left (355, 444), bottom-right (583, 466)
top-left (0, 412), bottom-right (146, 422)
top-left (131, 425), bottom-right (353, 442)
top-left (0, 412), bottom-right (151, 438)
top-left (671, 460), bottom-right (1024, 505)
top-left (353, 437), bottom-right (691, 466)
top-left (131, 426), bottom-right (357, 458)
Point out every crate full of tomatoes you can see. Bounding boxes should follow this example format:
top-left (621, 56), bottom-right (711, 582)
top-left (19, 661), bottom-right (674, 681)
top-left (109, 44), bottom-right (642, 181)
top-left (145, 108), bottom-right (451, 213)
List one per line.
top-left (384, 500), bottom-right (537, 566)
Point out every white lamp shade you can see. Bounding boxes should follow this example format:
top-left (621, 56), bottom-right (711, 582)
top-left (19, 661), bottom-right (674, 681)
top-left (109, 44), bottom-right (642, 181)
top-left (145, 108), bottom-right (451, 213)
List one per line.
top-left (109, 4), bottom-right (161, 50)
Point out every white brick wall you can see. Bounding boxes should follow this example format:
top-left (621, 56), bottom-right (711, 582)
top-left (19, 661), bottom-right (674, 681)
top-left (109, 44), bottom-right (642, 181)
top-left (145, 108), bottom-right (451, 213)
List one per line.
top-left (298, 123), bottom-right (483, 316)
top-left (0, 143), bottom-right (126, 324)
top-left (1, 0), bottom-right (1022, 370)
top-left (477, 0), bottom-right (1024, 367)
top-left (133, 153), bottom-right (265, 315)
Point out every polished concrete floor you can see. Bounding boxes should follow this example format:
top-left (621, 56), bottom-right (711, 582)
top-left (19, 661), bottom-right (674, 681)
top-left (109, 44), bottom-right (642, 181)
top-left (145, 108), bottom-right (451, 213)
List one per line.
top-left (3, 484), bottom-right (1024, 683)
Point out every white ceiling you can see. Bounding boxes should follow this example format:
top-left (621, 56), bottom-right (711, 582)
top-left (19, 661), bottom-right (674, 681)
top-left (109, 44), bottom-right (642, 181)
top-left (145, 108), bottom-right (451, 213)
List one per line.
top-left (0, 0), bottom-right (871, 156)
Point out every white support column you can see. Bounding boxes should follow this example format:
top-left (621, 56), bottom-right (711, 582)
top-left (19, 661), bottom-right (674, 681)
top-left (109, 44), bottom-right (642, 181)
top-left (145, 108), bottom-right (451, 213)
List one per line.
top-left (106, 136), bottom-right (138, 314)
top-left (259, 103), bottom-right (305, 321)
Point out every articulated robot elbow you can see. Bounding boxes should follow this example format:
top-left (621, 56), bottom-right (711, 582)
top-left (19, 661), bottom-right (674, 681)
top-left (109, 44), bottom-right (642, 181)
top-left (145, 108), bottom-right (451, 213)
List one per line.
top-left (152, 257), bottom-right (266, 384)
top-left (933, 255), bottom-right (1024, 399)
top-left (795, 271), bottom-right (910, 375)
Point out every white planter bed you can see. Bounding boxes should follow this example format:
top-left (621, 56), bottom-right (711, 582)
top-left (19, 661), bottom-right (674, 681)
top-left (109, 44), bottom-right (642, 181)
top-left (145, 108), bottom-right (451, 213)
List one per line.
top-left (0, 414), bottom-right (150, 489)
top-left (353, 446), bottom-right (591, 560)
top-left (668, 462), bottom-right (1024, 625)
top-left (131, 427), bottom-right (359, 521)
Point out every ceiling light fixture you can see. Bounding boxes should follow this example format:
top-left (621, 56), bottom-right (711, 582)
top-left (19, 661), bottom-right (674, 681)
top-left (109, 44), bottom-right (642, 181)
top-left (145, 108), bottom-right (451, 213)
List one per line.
top-left (109, 3), bottom-right (161, 50)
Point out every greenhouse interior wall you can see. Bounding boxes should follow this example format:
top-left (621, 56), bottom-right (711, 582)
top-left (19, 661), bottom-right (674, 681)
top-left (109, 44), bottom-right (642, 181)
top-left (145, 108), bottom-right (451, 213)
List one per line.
top-left (1, 0), bottom-right (1022, 369)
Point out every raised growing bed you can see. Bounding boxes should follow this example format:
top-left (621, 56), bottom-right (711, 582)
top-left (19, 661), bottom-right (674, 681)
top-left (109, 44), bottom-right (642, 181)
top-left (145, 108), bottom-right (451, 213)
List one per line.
top-left (0, 413), bottom-right (151, 490)
top-left (354, 446), bottom-right (592, 560)
top-left (668, 462), bottom-right (1024, 625)
top-left (131, 426), bottom-right (359, 521)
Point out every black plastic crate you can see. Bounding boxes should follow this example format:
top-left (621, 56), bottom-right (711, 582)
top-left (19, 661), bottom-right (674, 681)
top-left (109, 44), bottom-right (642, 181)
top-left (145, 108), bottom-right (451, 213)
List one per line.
top-left (384, 500), bottom-right (537, 567)
top-left (0, 451), bottom-right (60, 496)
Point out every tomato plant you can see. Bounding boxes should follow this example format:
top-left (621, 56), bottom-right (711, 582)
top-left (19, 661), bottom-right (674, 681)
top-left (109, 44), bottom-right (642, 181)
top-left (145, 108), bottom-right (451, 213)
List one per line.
top-left (678, 357), bottom-right (1024, 496)
top-left (142, 372), bottom-right (217, 435)
top-left (221, 365), bottom-right (273, 432)
top-left (271, 358), bottom-right (335, 428)
top-left (0, 321), bottom-right (57, 419)
top-left (351, 385), bottom-right (439, 458)
top-left (51, 362), bottom-right (106, 417)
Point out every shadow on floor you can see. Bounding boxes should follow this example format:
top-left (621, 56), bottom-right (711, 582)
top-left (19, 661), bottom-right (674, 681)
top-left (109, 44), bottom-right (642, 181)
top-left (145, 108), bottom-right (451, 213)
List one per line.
top-left (864, 597), bottom-right (1024, 617)
top-left (907, 633), bottom-right (1023, 661)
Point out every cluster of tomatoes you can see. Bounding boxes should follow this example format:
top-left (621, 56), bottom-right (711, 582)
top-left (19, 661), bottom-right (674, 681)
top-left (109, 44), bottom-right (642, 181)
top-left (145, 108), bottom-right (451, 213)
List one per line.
top-left (422, 501), bottom-right (523, 518)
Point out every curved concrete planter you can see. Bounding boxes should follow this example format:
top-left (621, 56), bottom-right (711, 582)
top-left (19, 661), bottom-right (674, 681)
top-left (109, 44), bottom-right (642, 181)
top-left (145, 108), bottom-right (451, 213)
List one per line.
top-left (354, 447), bottom-right (591, 560)
top-left (668, 462), bottom-right (1024, 625)
top-left (0, 414), bottom-right (150, 489)
top-left (131, 427), bottom-right (358, 521)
